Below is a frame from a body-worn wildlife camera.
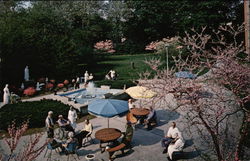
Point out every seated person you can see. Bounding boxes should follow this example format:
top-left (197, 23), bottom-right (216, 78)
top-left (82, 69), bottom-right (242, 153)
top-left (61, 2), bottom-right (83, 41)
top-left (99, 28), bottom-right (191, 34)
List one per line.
top-left (161, 122), bottom-right (181, 154)
top-left (88, 73), bottom-right (94, 81)
top-left (57, 115), bottom-right (74, 133)
top-left (167, 134), bottom-right (185, 161)
top-left (62, 132), bottom-right (78, 154)
top-left (74, 119), bottom-right (93, 149)
top-left (47, 138), bottom-right (63, 152)
top-left (121, 121), bottom-right (134, 148)
top-left (105, 74), bottom-right (111, 80)
top-left (144, 107), bottom-right (157, 130)
top-left (128, 99), bottom-right (134, 110)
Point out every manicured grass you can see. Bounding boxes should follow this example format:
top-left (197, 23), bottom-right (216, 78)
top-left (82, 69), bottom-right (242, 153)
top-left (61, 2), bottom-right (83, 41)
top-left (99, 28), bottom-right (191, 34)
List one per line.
top-left (92, 53), bottom-right (160, 89)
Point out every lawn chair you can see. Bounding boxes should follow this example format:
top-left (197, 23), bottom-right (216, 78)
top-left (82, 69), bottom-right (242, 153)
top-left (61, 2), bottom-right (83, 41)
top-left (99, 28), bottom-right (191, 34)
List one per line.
top-left (65, 141), bottom-right (79, 161)
top-left (82, 130), bottom-right (93, 146)
top-left (44, 142), bottom-right (60, 161)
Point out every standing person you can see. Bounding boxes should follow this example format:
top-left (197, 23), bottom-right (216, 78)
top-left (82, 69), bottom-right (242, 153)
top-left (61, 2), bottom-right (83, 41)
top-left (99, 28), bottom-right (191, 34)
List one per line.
top-left (122, 121), bottom-right (134, 148)
top-left (3, 84), bottom-right (10, 104)
top-left (84, 71), bottom-right (89, 83)
top-left (45, 111), bottom-right (54, 138)
top-left (74, 119), bottom-right (93, 149)
top-left (161, 122), bottom-right (181, 154)
top-left (75, 76), bottom-right (80, 89)
top-left (68, 106), bottom-right (77, 130)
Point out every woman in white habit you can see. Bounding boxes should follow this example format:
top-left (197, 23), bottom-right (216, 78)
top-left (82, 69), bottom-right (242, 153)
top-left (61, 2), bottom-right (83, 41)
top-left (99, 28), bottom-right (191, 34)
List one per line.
top-left (68, 106), bottom-right (77, 130)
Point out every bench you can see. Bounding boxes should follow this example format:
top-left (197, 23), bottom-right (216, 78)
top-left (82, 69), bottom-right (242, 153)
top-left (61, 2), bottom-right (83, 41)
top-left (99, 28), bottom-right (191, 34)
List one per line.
top-left (107, 143), bottom-right (126, 160)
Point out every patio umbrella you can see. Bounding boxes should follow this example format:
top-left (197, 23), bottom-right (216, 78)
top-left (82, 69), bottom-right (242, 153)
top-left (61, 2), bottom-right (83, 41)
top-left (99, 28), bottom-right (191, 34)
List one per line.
top-left (175, 71), bottom-right (197, 79)
top-left (88, 99), bottom-right (129, 127)
top-left (125, 86), bottom-right (156, 99)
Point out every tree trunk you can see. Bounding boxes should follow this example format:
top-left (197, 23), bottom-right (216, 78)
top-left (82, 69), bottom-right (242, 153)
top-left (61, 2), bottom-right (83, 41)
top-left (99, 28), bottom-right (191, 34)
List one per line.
top-left (235, 112), bottom-right (248, 161)
top-left (198, 112), bottom-right (223, 161)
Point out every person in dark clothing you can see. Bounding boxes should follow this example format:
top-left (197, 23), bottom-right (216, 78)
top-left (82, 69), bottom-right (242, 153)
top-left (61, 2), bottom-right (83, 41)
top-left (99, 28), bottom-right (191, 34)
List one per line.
top-left (45, 111), bottom-right (54, 138)
top-left (144, 107), bottom-right (157, 130)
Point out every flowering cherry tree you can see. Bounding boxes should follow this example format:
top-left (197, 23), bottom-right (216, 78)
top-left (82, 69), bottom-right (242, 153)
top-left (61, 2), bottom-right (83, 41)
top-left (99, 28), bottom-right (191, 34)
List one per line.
top-left (139, 24), bottom-right (250, 161)
top-left (94, 40), bottom-right (115, 53)
top-left (2, 121), bottom-right (46, 161)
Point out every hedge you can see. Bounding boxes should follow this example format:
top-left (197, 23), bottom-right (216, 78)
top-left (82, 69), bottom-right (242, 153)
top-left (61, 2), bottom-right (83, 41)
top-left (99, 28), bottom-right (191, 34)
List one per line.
top-left (0, 99), bottom-right (73, 131)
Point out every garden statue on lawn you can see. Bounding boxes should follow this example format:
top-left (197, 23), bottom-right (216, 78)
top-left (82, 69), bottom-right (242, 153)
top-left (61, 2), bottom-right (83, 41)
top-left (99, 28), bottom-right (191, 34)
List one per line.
top-left (3, 84), bottom-right (10, 104)
top-left (84, 71), bottom-right (89, 83)
top-left (24, 66), bottom-right (29, 81)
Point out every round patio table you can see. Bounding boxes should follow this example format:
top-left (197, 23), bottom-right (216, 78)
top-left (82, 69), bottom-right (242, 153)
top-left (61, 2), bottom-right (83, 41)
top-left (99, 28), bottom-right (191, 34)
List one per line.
top-left (130, 108), bottom-right (150, 116)
top-left (95, 128), bottom-right (122, 142)
top-left (95, 128), bottom-right (122, 152)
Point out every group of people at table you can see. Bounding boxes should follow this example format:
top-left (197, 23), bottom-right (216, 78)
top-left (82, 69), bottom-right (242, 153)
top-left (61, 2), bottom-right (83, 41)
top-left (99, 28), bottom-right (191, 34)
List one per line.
top-left (44, 108), bottom-right (134, 160)
top-left (45, 99), bottom-right (184, 161)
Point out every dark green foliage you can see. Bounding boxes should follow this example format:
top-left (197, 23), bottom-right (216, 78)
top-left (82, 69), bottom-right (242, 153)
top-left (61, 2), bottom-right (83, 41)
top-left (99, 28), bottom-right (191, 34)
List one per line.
top-left (0, 1), bottom-right (111, 88)
top-left (0, 99), bottom-right (72, 130)
top-left (123, 0), bottom-right (243, 51)
top-left (95, 79), bottom-right (135, 89)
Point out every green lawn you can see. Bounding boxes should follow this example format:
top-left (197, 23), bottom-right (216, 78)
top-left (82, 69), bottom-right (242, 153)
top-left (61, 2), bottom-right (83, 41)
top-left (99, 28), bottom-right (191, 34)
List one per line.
top-left (92, 53), bottom-right (160, 89)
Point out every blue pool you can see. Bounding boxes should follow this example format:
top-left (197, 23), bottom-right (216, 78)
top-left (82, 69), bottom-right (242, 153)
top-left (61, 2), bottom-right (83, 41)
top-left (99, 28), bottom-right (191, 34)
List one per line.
top-left (58, 88), bottom-right (122, 104)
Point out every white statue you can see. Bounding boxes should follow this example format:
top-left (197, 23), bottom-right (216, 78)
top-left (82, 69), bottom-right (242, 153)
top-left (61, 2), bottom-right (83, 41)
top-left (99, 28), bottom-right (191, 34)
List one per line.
top-left (21, 83), bottom-right (24, 89)
top-left (36, 82), bottom-right (40, 91)
top-left (3, 84), bottom-right (10, 104)
top-left (24, 66), bottom-right (29, 81)
top-left (84, 71), bottom-right (89, 83)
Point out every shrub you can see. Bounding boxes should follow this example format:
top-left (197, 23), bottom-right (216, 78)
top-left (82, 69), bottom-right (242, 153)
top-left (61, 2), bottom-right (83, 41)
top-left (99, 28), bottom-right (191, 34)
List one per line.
top-left (45, 83), bottom-right (54, 90)
top-left (57, 83), bottom-right (64, 88)
top-left (0, 99), bottom-right (72, 131)
top-left (63, 80), bottom-right (69, 85)
top-left (23, 87), bottom-right (36, 96)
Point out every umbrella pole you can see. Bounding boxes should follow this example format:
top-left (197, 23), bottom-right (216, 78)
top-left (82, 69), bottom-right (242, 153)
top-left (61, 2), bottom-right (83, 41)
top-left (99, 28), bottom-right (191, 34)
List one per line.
top-left (108, 118), bottom-right (109, 128)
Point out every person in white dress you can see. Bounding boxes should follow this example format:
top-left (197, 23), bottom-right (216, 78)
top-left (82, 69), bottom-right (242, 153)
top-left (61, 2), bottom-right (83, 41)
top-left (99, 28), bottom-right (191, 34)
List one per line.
top-left (3, 84), bottom-right (10, 104)
top-left (167, 133), bottom-right (185, 160)
top-left (84, 71), bottom-right (89, 83)
top-left (161, 122), bottom-right (181, 153)
top-left (68, 106), bottom-right (77, 130)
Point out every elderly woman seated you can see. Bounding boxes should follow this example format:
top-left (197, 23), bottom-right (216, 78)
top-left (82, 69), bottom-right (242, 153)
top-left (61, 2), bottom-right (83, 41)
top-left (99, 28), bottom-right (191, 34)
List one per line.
top-left (167, 134), bottom-right (185, 161)
top-left (74, 119), bottom-right (93, 149)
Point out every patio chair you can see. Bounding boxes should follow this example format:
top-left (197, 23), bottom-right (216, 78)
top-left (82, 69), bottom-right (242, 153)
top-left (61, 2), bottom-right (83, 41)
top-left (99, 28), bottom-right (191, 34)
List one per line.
top-left (44, 142), bottom-right (60, 161)
top-left (65, 141), bottom-right (79, 161)
top-left (126, 112), bottom-right (137, 124)
top-left (82, 130), bottom-right (94, 146)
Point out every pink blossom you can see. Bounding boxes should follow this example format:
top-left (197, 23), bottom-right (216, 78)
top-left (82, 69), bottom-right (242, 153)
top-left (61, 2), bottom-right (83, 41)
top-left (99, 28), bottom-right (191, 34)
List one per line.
top-left (57, 83), bottom-right (64, 88)
top-left (23, 87), bottom-right (36, 96)
top-left (94, 40), bottom-right (116, 53)
top-left (45, 83), bottom-right (53, 89)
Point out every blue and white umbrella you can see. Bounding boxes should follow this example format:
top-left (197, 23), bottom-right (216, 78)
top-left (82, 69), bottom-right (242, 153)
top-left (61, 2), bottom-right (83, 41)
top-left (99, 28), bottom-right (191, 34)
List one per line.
top-left (175, 71), bottom-right (197, 79)
top-left (88, 99), bottom-right (129, 127)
